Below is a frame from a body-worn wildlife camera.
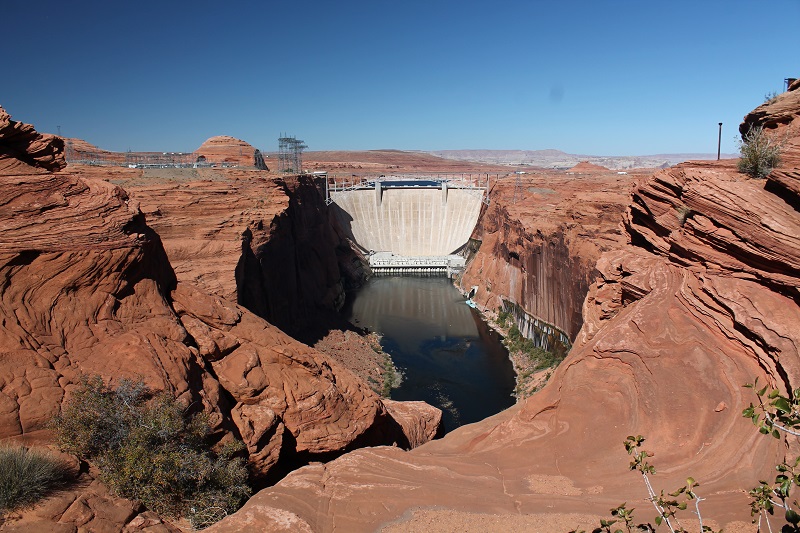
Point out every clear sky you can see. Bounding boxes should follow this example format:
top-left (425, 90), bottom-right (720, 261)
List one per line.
top-left (3, 0), bottom-right (797, 155)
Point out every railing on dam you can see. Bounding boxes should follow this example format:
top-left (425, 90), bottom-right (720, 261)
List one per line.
top-left (323, 174), bottom-right (493, 206)
top-left (369, 252), bottom-right (466, 276)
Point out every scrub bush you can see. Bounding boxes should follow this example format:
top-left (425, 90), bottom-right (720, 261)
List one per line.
top-left (737, 125), bottom-right (783, 179)
top-left (675, 205), bottom-right (691, 227)
top-left (380, 353), bottom-right (403, 398)
top-left (764, 91), bottom-right (779, 104)
top-left (0, 445), bottom-right (72, 515)
top-left (51, 376), bottom-right (250, 528)
top-left (505, 324), bottom-right (563, 370)
top-left (497, 309), bottom-right (512, 329)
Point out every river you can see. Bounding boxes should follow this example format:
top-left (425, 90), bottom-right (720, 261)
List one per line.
top-left (342, 275), bottom-right (516, 432)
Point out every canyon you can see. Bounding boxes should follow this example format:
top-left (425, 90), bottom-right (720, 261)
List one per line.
top-left (207, 83), bottom-right (800, 532)
top-left (0, 77), bottom-right (797, 532)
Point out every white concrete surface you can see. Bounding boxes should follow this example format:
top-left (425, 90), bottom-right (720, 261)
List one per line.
top-left (331, 188), bottom-right (483, 256)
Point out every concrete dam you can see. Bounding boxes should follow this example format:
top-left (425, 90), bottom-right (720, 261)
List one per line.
top-left (326, 176), bottom-right (489, 273)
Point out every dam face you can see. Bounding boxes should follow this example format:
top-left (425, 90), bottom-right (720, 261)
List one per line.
top-left (328, 177), bottom-right (487, 270)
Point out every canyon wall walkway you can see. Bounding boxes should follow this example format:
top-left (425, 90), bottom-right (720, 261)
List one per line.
top-left (326, 176), bottom-right (489, 271)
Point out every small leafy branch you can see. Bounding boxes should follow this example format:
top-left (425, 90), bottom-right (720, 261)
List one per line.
top-left (625, 435), bottom-right (716, 533)
top-left (574, 378), bottom-right (800, 533)
top-left (743, 378), bottom-right (800, 439)
top-left (572, 436), bottom-right (718, 533)
top-left (589, 503), bottom-right (654, 533)
top-left (743, 378), bottom-right (800, 532)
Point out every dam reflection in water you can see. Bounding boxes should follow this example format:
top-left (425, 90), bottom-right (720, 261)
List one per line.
top-left (343, 276), bottom-right (515, 431)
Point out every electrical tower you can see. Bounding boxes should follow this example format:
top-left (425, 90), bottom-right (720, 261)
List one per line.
top-left (512, 171), bottom-right (524, 203)
top-left (278, 134), bottom-right (307, 174)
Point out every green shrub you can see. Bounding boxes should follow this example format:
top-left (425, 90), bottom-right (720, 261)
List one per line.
top-left (737, 125), bottom-right (783, 179)
top-left (52, 376), bottom-right (147, 457)
top-left (0, 444), bottom-right (72, 515)
top-left (764, 90), bottom-right (779, 104)
top-left (504, 324), bottom-right (564, 371)
top-left (380, 354), bottom-right (402, 398)
top-left (51, 376), bottom-right (250, 528)
top-left (675, 204), bottom-right (691, 226)
top-left (497, 309), bottom-right (512, 329)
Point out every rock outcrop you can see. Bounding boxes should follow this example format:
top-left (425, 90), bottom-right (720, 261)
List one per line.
top-left (90, 169), bottom-right (292, 302)
top-left (0, 106), bottom-right (440, 531)
top-left (0, 107), bottom-right (65, 174)
top-left (566, 161), bottom-right (612, 174)
top-left (208, 85), bottom-right (800, 531)
top-left (741, 77), bottom-right (800, 205)
top-left (195, 135), bottom-right (263, 168)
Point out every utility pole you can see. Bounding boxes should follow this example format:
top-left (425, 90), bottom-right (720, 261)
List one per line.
top-left (717, 123), bottom-right (722, 160)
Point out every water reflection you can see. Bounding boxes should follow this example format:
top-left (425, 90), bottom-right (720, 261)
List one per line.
top-left (343, 276), bottom-right (515, 431)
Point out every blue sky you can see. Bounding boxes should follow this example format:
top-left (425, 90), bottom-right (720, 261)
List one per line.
top-left (3, 0), bottom-right (797, 155)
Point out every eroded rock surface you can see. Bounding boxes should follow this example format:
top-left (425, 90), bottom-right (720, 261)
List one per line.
top-left (0, 106), bottom-right (440, 530)
top-left (208, 85), bottom-right (800, 531)
top-left (0, 107), bottom-right (65, 174)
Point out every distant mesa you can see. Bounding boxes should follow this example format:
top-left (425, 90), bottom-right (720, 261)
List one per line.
top-left (195, 135), bottom-right (267, 169)
top-left (565, 161), bottom-right (610, 174)
top-left (63, 135), bottom-right (268, 170)
top-left (64, 138), bottom-right (112, 159)
top-left (430, 149), bottom-right (737, 170)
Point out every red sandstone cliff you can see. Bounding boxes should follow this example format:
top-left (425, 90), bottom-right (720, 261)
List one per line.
top-left (67, 167), bottom-right (368, 344)
top-left (0, 107), bottom-right (439, 530)
top-left (461, 169), bottom-right (635, 340)
top-left (207, 84), bottom-right (800, 531)
top-left (236, 175), bottom-right (369, 343)
top-left (71, 165), bottom-right (393, 392)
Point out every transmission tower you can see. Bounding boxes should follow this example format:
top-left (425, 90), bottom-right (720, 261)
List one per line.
top-left (278, 134), bottom-right (307, 173)
top-left (513, 171), bottom-right (524, 203)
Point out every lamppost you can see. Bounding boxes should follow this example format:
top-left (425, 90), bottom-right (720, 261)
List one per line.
top-left (717, 123), bottom-right (722, 160)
